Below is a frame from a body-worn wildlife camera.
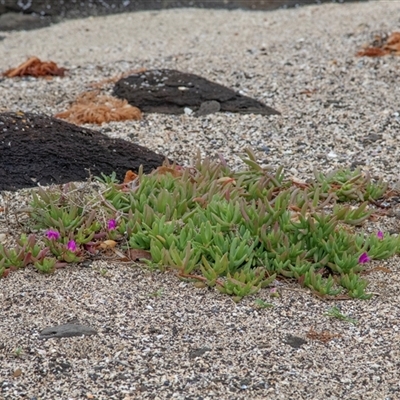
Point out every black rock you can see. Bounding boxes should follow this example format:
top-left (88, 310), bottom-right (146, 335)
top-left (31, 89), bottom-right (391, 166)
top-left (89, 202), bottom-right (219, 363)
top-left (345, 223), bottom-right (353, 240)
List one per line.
top-left (0, 1), bottom-right (348, 21)
top-left (0, 112), bottom-right (170, 191)
top-left (113, 69), bottom-right (280, 116)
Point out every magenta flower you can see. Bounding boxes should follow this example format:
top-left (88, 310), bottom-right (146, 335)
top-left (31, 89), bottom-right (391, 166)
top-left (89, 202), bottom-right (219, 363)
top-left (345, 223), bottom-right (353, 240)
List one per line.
top-left (46, 230), bottom-right (60, 240)
top-left (270, 287), bottom-right (280, 298)
top-left (377, 231), bottom-right (384, 240)
top-left (67, 240), bottom-right (77, 252)
top-left (358, 252), bottom-right (371, 264)
top-left (107, 219), bottom-right (117, 231)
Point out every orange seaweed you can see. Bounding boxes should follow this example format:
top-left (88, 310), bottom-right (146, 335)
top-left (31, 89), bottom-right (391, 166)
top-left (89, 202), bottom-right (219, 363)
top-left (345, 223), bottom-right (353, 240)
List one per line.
top-left (55, 91), bottom-right (142, 125)
top-left (306, 327), bottom-right (342, 343)
top-left (385, 31), bottom-right (400, 53)
top-left (357, 31), bottom-right (400, 57)
top-left (356, 47), bottom-right (389, 57)
top-left (123, 170), bottom-right (138, 184)
top-left (3, 56), bottom-right (67, 78)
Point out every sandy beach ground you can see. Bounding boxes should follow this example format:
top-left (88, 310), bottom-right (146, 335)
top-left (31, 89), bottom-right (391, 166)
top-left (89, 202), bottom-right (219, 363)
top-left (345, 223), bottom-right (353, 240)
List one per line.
top-left (1, 1), bottom-right (400, 399)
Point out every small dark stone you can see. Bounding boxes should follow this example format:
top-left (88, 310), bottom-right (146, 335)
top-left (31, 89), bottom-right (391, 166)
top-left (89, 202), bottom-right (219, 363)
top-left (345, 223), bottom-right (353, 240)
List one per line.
top-left (137, 384), bottom-right (148, 392)
top-left (283, 334), bottom-right (307, 349)
top-left (57, 361), bottom-right (72, 370)
top-left (258, 145), bottom-right (271, 154)
top-left (39, 323), bottom-right (98, 339)
top-left (113, 69), bottom-right (280, 116)
top-left (80, 260), bottom-right (94, 268)
top-left (49, 360), bottom-right (72, 373)
top-left (362, 133), bottom-right (382, 143)
top-left (89, 373), bottom-right (100, 381)
top-left (194, 100), bottom-right (221, 117)
top-left (188, 346), bottom-right (212, 359)
top-left (350, 160), bottom-right (366, 169)
top-left (171, 325), bottom-right (179, 336)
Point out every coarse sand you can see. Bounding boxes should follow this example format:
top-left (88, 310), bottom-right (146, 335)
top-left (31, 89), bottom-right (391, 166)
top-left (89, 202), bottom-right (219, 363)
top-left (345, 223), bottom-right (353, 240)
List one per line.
top-left (1, 2), bottom-right (400, 399)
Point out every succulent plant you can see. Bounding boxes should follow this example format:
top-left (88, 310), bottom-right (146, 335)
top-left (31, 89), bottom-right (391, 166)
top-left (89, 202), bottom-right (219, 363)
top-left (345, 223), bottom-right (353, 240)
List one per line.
top-left (1, 149), bottom-right (399, 301)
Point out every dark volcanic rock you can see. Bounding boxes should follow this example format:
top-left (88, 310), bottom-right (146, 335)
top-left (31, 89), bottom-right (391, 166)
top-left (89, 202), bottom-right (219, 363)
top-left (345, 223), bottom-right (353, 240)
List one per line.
top-left (0, 1), bottom-right (366, 31)
top-left (0, 1), bottom-right (355, 18)
top-left (113, 69), bottom-right (280, 116)
top-left (0, 112), bottom-right (169, 191)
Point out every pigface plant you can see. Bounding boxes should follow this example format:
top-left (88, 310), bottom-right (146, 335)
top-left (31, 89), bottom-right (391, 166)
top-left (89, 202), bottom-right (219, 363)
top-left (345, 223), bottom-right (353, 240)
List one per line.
top-left (2, 149), bottom-right (399, 302)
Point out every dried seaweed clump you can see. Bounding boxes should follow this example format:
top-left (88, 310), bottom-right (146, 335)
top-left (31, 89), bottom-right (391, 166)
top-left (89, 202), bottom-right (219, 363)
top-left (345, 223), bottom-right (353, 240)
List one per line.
top-left (3, 56), bottom-right (67, 78)
top-left (357, 31), bottom-right (400, 57)
top-left (55, 91), bottom-right (142, 125)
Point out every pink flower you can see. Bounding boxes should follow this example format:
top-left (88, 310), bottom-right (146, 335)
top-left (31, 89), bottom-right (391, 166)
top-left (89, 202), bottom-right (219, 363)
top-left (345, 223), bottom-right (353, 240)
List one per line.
top-left (67, 240), bottom-right (77, 252)
top-left (270, 287), bottom-right (280, 298)
top-left (107, 219), bottom-right (117, 231)
top-left (358, 252), bottom-right (371, 264)
top-left (46, 230), bottom-right (60, 240)
top-left (377, 231), bottom-right (384, 240)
